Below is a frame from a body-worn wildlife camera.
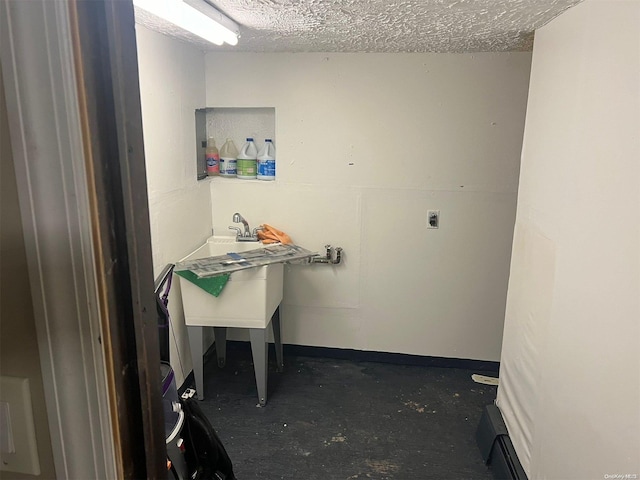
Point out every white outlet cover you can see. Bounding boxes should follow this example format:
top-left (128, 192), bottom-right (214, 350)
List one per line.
top-left (0, 376), bottom-right (40, 475)
top-left (0, 402), bottom-right (15, 454)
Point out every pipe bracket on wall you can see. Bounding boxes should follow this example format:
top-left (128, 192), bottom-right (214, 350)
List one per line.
top-left (309, 245), bottom-right (343, 265)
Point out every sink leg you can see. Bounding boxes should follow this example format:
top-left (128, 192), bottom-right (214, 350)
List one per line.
top-left (187, 326), bottom-right (205, 400)
top-left (272, 306), bottom-right (284, 372)
top-left (249, 328), bottom-right (268, 406)
top-left (214, 327), bottom-right (227, 368)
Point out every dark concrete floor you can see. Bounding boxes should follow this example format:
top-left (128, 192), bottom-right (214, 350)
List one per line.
top-left (198, 343), bottom-right (497, 480)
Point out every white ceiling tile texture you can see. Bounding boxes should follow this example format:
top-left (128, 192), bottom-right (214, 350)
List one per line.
top-left (135, 0), bottom-right (582, 52)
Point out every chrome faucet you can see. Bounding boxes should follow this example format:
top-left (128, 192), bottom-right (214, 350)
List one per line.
top-left (233, 212), bottom-right (251, 237)
top-left (229, 212), bottom-right (261, 241)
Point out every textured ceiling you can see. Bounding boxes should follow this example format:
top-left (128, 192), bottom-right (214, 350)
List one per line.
top-left (135, 0), bottom-right (583, 53)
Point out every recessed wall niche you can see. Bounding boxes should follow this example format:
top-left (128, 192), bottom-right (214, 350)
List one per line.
top-left (195, 107), bottom-right (276, 180)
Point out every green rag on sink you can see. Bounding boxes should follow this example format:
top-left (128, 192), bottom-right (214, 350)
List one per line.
top-left (174, 270), bottom-right (230, 297)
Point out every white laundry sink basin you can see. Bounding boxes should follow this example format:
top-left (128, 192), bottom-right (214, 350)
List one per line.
top-left (176, 236), bottom-right (284, 329)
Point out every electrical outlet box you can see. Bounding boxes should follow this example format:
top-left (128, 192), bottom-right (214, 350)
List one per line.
top-left (427, 210), bottom-right (440, 229)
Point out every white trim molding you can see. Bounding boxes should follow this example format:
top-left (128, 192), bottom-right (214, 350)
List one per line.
top-left (1, 1), bottom-right (116, 477)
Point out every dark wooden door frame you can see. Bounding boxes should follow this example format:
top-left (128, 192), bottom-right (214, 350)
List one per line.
top-left (69, 1), bottom-right (165, 477)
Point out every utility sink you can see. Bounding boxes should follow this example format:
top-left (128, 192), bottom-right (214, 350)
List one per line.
top-left (176, 235), bottom-right (285, 403)
top-left (176, 236), bottom-right (284, 329)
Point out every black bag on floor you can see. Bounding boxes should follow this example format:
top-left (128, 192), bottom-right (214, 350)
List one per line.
top-left (181, 394), bottom-right (236, 480)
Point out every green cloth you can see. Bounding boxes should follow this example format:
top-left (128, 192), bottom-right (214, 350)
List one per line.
top-left (174, 270), bottom-right (230, 297)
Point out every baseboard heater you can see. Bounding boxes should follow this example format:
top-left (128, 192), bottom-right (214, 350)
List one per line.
top-left (476, 404), bottom-right (528, 480)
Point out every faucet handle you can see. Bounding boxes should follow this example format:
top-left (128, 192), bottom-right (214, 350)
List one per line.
top-left (252, 226), bottom-right (264, 237)
top-left (228, 226), bottom-right (242, 237)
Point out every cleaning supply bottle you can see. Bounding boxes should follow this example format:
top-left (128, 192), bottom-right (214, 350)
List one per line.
top-left (219, 138), bottom-right (238, 177)
top-left (257, 139), bottom-right (276, 181)
top-left (205, 137), bottom-right (219, 176)
top-left (236, 138), bottom-right (257, 179)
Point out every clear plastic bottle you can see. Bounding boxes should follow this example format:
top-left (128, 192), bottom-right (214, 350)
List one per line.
top-left (205, 137), bottom-right (219, 176)
top-left (257, 139), bottom-right (276, 181)
top-left (219, 138), bottom-right (238, 177)
top-left (236, 138), bottom-right (258, 180)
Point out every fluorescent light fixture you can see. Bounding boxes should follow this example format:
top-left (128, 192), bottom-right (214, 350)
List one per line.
top-left (133, 0), bottom-right (239, 46)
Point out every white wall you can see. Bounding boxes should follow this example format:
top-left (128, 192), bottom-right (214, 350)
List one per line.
top-left (136, 26), bottom-right (211, 385)
top-left (205, 53), bottom-right (531, 361)
top-left (496, 1), bottom-right (640, 478)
